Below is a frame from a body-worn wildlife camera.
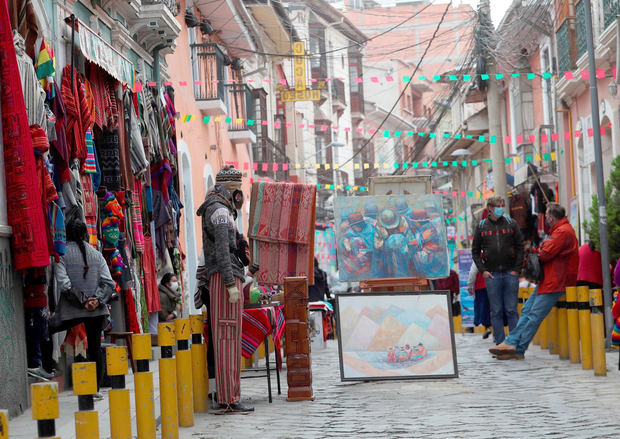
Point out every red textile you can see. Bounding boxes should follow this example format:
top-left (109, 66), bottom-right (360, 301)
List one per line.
top-left (577, 244), bottom-right (603, 285)
top-left (251, 182), bottom-right (316, 285)
top-left (123, 289), bottom-right (141, 333)
top-left (142, 236), bottom-right (161, 312)
top-left (32, 126), bottom-right (58, 260)
top-left (0, 1), bottom-right (49, 271)
top-left (61, 65), bottom-right (91, 171)
top-left (474, 271), bottom-right (486, 290)
top-left (435, 270), bottom-right (459, 296)
top-left (241, 307), bottom-right (274, 359)
top-left (537, 218), bottom-right (579, 294)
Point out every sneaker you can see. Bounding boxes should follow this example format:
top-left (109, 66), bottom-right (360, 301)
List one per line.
top-left (27, 366), bottom-right (54, 380)
top-left (482, 328), bottom-right (492, 339)
top-left (489, 343), bottom-right (517, 356)
top-left (93, 392), bottom-right (104, 401)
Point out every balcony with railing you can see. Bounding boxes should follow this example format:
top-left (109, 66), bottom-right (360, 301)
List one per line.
top-left (226, 83), bottom-right (256, 144)
top-left (252, 137), bottom-right (289, 181)
top-left (190, 42), bottom-right (228, 116)
top-left (331, 79), bottom-right (346, 111)
top-left (603, 0), bottom-right (620, 30)
top-left (133, 0), bottom-right (181, 53)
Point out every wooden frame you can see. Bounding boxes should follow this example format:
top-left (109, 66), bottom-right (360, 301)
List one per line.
top-left (369, 175), bottom-right (432, 196)
top-left (335, 291), bottom-right (458, 382)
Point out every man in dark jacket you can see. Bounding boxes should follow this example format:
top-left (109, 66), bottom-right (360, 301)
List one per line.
top-left (490, 203), bottom-right (578, 359)
top-left (472, 196), bottom-right (524, 345)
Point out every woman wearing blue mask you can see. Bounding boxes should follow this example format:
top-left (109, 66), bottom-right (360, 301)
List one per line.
top-left (471, 196), bottom-right (525, 346)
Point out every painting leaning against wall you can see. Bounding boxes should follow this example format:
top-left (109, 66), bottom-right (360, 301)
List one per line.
top-left (333, 194), bottom-right (449, 281)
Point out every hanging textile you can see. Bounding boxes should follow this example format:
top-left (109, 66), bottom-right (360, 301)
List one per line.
top-left (99, 128), bottom-right (122, 191)
top-left (249, 182), bottom-right (317, 285)
top-left (32, 125), bottom-right (58, 260)
top-left (142, 236), bottom-right (161, 313)
top-left (13, 30), bottom-right (46, 130)
top-left (34, 37), bottom-right (55, 97)
top-left (131, 179), bottom-right (145, 253)
top-left (0, 0), bottom-right (49, 271)
top-left (123, 89), bottom-right (149, 175)
top-left (48, 82), bottom-right (70, 183)
top-left (61, 65), bottom-right (91, 170)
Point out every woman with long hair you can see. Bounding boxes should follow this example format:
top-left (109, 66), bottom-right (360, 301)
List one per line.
top-left (50, 217), bottom-right (116, 397)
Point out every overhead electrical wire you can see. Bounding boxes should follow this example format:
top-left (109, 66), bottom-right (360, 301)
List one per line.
top-left (337, 1), bottom-right (452, 170)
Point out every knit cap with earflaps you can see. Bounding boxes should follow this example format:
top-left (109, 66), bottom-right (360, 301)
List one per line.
top-left (216, 166), bottom-right (242, 184)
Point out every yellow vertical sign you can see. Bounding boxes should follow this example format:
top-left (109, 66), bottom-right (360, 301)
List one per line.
top-left (293, 41), bottom-right (306, 91)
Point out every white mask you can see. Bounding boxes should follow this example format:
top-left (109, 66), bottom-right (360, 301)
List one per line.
top-left (169, 281), bottom-right (179, 291)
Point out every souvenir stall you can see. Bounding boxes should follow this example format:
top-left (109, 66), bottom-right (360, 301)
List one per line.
top-left (2, 10), bottom-right (186, 379)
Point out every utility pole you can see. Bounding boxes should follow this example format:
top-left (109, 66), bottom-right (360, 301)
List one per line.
top-left (583, 0), bottom-right (614, 343)
top-left (480, 0), bottom-right (508, 201)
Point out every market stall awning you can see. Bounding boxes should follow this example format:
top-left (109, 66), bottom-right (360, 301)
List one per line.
top-left (71, 18), bottom-right (135, 86)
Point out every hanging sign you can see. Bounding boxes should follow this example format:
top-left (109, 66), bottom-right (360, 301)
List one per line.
top-left (281, 89), bottom-right (321, 102)
top-left (293, 41), bottom-right (306, 91)
top-left (457, 249), bottom-right (475, 328)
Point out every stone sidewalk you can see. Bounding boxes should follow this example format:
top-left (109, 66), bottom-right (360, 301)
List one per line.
top-left (8, 334), bottom-right (620, 438)
top-left (188, 334), bottom-right (620, 439)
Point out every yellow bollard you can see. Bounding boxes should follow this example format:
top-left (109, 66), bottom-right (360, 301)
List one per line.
top-left (452, 315), bottom-right (462, 334)
top-left (589, 289), bottom-right (607, 376)
top-left (547, 306), bottom-right (559, 354)
top-left (539, 316), bottom-right (549, 349)
top-left (131, 334), bottom-right (155, 439)
top-left (158, 322), bottom-right (179, 439)
top-left (72, 362), bottom-right (99, 439)
top-left (517, 288), bottom-right (525, 317)
top-left (190, 315), bottom-right (209, 413)
top-left (577, 286), bottom-right (593, 370)
top-left (175, 318), bottom-right (194, 427)
top-left (0, 410), bottom-right (7, 439)
top-left (106, 346), bottom-right (132, 439)
top-left (31, 382), bottom-right (59, 439)
top-left (565, 286), bottom-right (581, 363)
top-left (557, 295), bottom-right (569, 360)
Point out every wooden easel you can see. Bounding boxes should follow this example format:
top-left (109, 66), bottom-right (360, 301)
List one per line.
top-left (359, 277), bottom-right (430, 292)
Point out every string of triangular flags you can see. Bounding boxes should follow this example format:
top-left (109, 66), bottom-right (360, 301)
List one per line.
top-left (133, 67), bottom-right (618, 91)
top-left (176, 114), bottom-right (612, 141)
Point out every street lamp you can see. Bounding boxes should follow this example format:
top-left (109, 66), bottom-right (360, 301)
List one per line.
top-left (451, 148), bottom-right (473, 247)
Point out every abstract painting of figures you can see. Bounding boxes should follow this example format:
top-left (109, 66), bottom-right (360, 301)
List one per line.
top-left (336, 292), bottom-right (458, 381)
top-left (333, 195), bottom-right (449, 281)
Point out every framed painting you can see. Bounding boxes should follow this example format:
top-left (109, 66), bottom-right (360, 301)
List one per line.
top-left (336, 291), bottom-right (458, 381)
top-left (369, 175), bottom-right (432, 196)
top-left (333, 194), bottom-right (449, 281)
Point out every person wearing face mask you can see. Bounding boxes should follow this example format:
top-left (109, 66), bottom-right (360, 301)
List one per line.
top-left (158, 273), bottom-right (182, 322)
top-left (196, 166), bottom-right (253, 413)
top-left (490, 203), bottom-right (578, 359)
top-left (472, 196), bottom-right (524, 345)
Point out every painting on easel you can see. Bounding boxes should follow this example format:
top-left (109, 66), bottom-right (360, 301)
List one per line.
top-left (333, 194), bottom-right (449, 281)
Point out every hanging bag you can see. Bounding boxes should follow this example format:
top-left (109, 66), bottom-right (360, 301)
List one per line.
top-left (525, 251), bottom-right (544, 282)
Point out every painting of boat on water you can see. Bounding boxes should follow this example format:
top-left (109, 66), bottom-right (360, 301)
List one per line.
top-left (336, 291), bottom-right (458, 381)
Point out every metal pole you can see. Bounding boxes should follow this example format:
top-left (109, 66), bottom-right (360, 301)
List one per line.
top-left (583, 0), bottom-right (614, 344)
top-left (480, 0), bottom-right (508, 202)
top-left (461, 168), bottom-right (470, 247)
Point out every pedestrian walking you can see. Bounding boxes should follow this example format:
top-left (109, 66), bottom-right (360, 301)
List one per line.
top-left (489, 203), bottom-right (578, 360)
top-left (49, 217), bottom-right (116, 396)
top-left (472, 196), bottom-right (524, 345)
top-left (467, 263), bottom-right (491, 339)
top-left (577, 241), bottom-right (603, 290)
top-left (308, 257), bottom-right (330, 302)
top-left (159, 272), bottom-right (182, 322)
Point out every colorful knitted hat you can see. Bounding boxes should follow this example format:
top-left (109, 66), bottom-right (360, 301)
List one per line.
top-left (216, 166), bottom-right (242, 184)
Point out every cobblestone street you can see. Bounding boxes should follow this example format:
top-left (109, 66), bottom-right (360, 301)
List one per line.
top-left (189, 334), bottom-right (620, 439)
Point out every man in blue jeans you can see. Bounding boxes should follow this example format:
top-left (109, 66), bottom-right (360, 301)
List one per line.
top-left (490, 203), bottom-right (579, 359)
top-left (472, 196), bottom-right (524, 345)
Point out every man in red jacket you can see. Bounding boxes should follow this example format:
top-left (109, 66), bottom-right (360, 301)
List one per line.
top-left (489, 203), bottom-right (579, 359)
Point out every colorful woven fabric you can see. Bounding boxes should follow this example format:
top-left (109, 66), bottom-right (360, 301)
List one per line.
top-left (241, 307), bottom-right (274, 359)
top-left (84, 128), bottom-right (97, 173)
top-left (142, 236), bottom-right (161, 313)
top-left (85, 216), bottom-right (98, 248)
top-left (50, 201), bottom-right (65, 256)
top-left (34, 37), bottom-right (55, 97)
top-left (99, 128), bottom-right (121, 191)
top-left (132, 179), bottom-right (145, 253)
top-left (61, 65), bottom-right (91, 170)
top-left (0, 1), bottom-right (49, 271)
top-left (249, 182), bottom-right (316, 285)
top-left (62, 324), bottom-right (88, 358)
